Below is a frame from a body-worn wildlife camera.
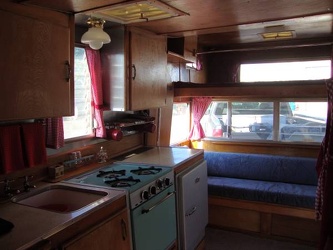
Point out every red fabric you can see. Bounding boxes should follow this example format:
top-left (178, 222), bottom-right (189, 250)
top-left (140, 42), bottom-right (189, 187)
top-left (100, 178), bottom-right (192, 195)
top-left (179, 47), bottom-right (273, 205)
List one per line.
top-left (21, 123), bottom-right (47, 167)
top-left (188, 97), bottom-right (212, 140)
top-left (316, 78), bottom-right (333, 250)
top-left (85, 47), bottom-right (106, 138)
top-left (45, 117), bottom-right (64, 149)
top-left (196, 54), bottom-right (203, 71)
top-left (0, 125), bottom-right (25, 174)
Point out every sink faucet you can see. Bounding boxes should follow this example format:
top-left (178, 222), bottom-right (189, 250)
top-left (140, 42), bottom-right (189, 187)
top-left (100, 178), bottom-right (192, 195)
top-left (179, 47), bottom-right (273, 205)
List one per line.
top-left (20, 175), bottom-right (36, 192)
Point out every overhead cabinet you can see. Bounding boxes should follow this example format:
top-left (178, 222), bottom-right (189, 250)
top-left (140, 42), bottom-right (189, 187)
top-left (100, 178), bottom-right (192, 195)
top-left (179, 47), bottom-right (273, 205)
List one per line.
top-left (101, 26), bottom-right (168, 111)
top-left (0, 2), bottom-right (74, 121)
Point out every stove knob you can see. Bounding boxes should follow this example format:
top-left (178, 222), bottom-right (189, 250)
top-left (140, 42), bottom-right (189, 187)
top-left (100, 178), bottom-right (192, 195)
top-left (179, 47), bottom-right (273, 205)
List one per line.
top-left (164, 178), bottom-right (171, 186)
top-left (141, 190), bottom-right (149, 200)
top-left (150, 185), bottom-right (157, 195)
top-left (156, 179), bottom-right (163, 189)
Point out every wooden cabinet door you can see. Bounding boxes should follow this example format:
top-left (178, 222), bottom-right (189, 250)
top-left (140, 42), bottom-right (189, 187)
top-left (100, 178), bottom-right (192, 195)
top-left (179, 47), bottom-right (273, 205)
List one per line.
top-left (129, 30), bottom-right (168, 111)
top-left (0, 3), bottom-right (73, 120)
top-left (63, 209), bottom-right (131, 250)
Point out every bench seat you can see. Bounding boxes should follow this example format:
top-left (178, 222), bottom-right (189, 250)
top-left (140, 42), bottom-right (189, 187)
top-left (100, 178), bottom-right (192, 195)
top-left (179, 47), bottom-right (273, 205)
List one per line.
top-left (208, 176), bottom-right (316, 208)
top-left (204, 151), bottom-right (320, 245)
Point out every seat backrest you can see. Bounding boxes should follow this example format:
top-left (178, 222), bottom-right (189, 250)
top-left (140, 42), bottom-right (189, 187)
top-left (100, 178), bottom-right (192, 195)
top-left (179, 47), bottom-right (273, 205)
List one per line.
top-left (204, 151), bottom-right (317, 185)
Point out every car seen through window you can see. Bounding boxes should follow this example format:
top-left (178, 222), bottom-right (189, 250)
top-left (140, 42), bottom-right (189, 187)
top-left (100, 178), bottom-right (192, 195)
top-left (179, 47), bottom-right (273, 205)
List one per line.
top-left (201, 101), bottom-right (326, 142)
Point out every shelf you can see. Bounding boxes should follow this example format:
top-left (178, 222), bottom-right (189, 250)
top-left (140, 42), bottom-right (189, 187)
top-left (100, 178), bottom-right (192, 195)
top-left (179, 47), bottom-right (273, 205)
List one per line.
top-left (108, 119), bottom-right (153, 128)
top-left (173, 80), bottom-right (327, 98)
top-left (167, 51), bottom-right (194, 64)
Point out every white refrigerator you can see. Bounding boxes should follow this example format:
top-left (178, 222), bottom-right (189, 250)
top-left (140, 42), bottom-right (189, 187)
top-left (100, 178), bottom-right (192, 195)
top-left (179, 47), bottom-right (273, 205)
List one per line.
top-left (177, 160), bottom-right (208, 250)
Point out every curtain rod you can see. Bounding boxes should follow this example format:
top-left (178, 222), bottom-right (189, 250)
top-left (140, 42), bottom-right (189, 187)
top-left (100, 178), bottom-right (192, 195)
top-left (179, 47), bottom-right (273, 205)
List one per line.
top-left (196, 41), bottom-right (333, 55)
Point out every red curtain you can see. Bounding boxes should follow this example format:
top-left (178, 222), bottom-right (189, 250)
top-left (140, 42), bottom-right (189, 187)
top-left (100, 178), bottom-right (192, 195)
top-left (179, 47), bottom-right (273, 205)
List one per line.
top-left (85, 47), bottom-right (106, 138)
top-left (45, 117), bottom-right (64, 149)
top-left (188, 97), bottom-right (212, 140)
top-left (316, 78), bottom-right (333, 250)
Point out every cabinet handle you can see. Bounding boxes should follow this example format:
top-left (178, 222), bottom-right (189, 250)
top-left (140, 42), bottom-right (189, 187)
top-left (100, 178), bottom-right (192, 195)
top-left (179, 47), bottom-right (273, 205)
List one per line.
top-left (121, 218), bottom-right (127, 241)
top-left (132, 64), bottom-right (136, 80)
top-left (65, 60), bottom-right (71, 82)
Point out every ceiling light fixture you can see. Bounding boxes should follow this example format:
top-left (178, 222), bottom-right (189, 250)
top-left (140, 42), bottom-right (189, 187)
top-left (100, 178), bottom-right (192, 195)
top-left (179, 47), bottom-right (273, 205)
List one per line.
top-left (259, 25), bottom-right (296, 40)
top-left (259, 30), bottom-right (295, 40)
top-left (87, 0), bottom-right (189, 24)
top-left (81, 17), bottom-right (111, 50)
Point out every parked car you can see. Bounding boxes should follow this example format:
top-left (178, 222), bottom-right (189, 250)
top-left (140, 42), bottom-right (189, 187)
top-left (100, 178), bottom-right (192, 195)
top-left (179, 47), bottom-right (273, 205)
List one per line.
top-left (200, 112), bottom-right (223, 137)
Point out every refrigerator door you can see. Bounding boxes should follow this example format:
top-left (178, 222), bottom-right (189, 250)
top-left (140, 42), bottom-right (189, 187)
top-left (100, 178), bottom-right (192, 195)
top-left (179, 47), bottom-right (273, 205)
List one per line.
top-left (178, 160), bottom-right (208, 250)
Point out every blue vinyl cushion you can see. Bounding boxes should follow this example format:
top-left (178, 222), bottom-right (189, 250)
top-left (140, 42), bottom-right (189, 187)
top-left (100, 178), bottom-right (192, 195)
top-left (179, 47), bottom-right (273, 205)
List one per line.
top-left (204, 151), bottom-right (318, 209)
top-left (208, 176), bottom-right (316, 208)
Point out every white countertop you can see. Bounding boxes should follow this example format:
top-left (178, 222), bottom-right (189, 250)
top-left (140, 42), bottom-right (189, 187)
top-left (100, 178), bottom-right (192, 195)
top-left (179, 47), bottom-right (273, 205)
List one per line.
top-left (0, 183), bottom-right (126, 250)
top-left (122, 146), bottom-right (204, 167)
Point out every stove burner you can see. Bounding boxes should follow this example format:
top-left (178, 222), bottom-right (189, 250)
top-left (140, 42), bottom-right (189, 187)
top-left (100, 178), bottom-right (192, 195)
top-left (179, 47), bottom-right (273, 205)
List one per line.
top-left (97, 169), bottom-right (126, 178)
top-left (130, 166), bottom-right (162, 175)
top-left (104, 176), bottom-right (141, 187)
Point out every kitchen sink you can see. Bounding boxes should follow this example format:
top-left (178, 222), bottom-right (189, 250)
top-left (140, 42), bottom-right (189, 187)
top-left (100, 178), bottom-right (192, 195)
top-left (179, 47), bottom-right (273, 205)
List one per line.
top-left (11, 184), bottom-right (108, 213)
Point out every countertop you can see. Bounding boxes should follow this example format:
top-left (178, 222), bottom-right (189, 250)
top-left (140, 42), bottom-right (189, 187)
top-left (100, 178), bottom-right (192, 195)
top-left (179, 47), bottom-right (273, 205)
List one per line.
top-left (0, 182), bottom-right (126, 250)
top-left (121, 146), bottom-right (204, 169)
top-left (0, 146), bottom-right (203, 249)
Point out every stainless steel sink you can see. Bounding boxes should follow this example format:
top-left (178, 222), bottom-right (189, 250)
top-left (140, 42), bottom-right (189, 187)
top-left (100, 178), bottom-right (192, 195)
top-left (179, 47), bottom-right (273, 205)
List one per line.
top-left (11, 184), bottom-right (108, 213)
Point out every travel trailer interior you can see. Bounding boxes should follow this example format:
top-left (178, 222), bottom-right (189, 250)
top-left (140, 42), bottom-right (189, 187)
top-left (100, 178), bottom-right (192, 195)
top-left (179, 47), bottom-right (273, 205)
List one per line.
top-left (0, 0), bottom-right (332, 249)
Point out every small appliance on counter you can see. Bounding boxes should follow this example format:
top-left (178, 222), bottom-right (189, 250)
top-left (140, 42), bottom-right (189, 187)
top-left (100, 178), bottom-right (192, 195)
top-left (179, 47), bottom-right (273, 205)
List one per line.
top-left (48, 164), bottom-right (64, 179)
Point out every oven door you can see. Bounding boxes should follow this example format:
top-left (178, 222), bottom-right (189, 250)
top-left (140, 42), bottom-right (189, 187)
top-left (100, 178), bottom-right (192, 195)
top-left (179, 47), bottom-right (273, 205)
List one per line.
top-left (131, 186), bottom-right (177, 250)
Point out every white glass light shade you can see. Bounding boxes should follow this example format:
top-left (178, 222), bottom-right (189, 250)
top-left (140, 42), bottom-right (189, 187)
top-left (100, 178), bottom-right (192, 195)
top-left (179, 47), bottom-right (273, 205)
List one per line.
top-left (81, 27), bottom-right (111, 50)
top-left (89, 40), bottom-right (104, 50)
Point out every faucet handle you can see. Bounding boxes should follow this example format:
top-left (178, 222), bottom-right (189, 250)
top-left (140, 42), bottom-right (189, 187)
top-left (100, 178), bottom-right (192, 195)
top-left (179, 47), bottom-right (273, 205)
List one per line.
top-left (19, 175), bottom-right (36, 192)
top-left (0, 178), bottom-right (20, 197)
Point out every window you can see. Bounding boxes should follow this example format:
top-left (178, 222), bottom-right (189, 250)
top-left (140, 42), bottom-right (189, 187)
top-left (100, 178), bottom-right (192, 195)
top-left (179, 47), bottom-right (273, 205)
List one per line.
top-left (200, 59), bottom-right (330, 143)
top-left (63, 47), bottom-right (93, 140)
top-left (279, 102), bottom-right (326, 142)
top-left (202, 100), bottom-right (327, 143)
top-left (170, 103), bottom-right (190, 145)
top-left (170, 60), bottom-right (330, 144)
top-left (240, 60), bottom-right (331, 82)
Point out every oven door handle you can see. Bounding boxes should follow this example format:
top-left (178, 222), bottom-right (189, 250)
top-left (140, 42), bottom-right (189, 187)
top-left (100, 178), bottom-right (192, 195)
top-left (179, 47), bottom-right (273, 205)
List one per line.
top-left (142, 191), bottom-right (175, 214)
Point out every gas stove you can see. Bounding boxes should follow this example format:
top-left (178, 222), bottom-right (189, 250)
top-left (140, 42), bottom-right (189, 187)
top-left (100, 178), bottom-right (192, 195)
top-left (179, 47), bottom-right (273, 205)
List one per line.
top-left (63, 162), bottom-right (174, 209)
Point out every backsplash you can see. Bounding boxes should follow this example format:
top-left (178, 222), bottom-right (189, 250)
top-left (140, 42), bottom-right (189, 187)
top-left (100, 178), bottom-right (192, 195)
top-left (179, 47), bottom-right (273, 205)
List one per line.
top-left (0, 134), bottom-right (145, 195)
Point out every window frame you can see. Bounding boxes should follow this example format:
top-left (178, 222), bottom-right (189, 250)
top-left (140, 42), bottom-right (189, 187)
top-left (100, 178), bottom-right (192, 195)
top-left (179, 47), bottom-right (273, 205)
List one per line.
top-left (63, 45), bottom-right (95, 142)
top-left (203, 97), bottom-right (327, 144)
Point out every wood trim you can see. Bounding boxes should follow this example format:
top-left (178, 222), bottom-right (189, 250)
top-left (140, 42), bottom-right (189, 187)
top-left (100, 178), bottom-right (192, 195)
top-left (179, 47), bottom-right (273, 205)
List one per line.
top-left (208, 196), bottom-right (320, 245)
top-left (209, 196), bottom-right (316, 220)
top-left (173, 80), bottom-right (327, 99)
top-left (192, 140), bottom-right (320, 158)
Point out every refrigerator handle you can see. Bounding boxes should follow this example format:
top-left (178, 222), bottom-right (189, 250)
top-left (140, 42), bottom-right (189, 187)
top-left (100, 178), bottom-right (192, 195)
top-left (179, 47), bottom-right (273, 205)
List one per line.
top-left (185, 206), bottom-right (197, 217)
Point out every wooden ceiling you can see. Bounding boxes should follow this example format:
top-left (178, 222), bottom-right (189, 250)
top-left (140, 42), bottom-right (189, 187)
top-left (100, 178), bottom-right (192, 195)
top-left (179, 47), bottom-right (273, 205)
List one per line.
top-left (21, 0), bottom-right (333, 50)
